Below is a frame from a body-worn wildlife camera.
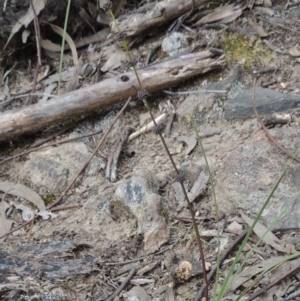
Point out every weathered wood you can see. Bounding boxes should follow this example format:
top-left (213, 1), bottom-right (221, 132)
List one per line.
top-left (112, 0), bottom-right (209, 37)
top-left (0, 241), bottom-right (96, 280)
top-left (0, 50), bottom-right (225, 141)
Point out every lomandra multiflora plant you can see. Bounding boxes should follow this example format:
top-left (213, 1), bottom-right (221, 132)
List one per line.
top-left (102, 0), bottom-right (209, 299)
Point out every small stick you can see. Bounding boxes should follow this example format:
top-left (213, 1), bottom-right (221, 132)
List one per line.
top-left (101, 268), bottom-right (136, 301)
top-left (106, 127), bottom-right (131, 182)
top-left (164, 112), bottom-right (175, 138)
top-left (252, 78), bottom-right (300, 164)
top-left (51, 204), bottom-right (82, 211)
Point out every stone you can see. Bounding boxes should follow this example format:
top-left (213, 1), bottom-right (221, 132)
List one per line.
top-left (214, 126), bottom-right (300, 230)
top-left (161, 32), bottom-right (188, 56)
top-left (19, 142), bottom-right (101, 195)
top-left (114, 170), bottom-right (170, 254)
top-left (225, 87), bottom-right (300, 120)
top-left (124, 286), bottom-right (151, 301)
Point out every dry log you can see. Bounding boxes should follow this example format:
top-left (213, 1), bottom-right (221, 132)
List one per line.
top-left (0, 50), bottom-right (225, 141)
top-left (112, 0), bottom-right (209, 37)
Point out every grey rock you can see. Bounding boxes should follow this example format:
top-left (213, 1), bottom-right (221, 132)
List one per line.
top-left (214, 126), bottom-right (300, 230)
top-left (20, 142), bottom-right (101, 195)
top-left (225, 87), bottom-right (300, 120)
top-left (161, 32), bottom-right (188, 55)
top-left (177, 93), bottom-right (215, 122)
top-left (124, 286), bottom-right (151, 301)
top-left (177, 64), bottom-right (241, 123)
top-left (115, 170), bottom-right (170, 254)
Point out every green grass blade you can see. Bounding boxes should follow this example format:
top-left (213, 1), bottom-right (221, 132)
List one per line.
top-left (57, 0), bottom-right (72, 94)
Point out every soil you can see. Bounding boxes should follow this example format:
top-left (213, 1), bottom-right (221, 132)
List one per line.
top-left (1, 1), bottom-right (300, 301)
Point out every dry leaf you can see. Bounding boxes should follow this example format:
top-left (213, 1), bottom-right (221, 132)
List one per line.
top-left (248, 18), bottom-right (268, 37)
top-left (240, 211), bottom-right (286, 252)
top-left (4, 0), bottom-right (47, 49)
top-left (41, 39), bottom-right (62, 52)
top-left (165, 282), bottom-right (175, 301)
top-left (195, 3), bottom-right (245, 25)
top-left (49, 24), bottom-right (79, 66)
top-left (12, 202), bottom-right (34, 222)
top-left (288, 45), bottom-right (300, 57)
top-left (229, 256), bottom-right (284, 291)
top-left (176, 135), bottom-right (197, 155)
top-left (101, 44), bottom-right (126, 72)
top-left (0, 182), bottom-right (55, 220)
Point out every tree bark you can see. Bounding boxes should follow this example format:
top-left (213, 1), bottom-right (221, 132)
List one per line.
top-left (0, 50), bottom-right (224, 141)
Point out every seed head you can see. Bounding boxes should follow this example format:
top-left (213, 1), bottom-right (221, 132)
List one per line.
top-left (154, 123), bottom-right (165, 135)
top-left (126, 58), bottom-right (138, 69)
top-left (117, 31), bottom-right (127, 41)
top-left (102, 1), bottom-right (113, 11)
top-left (137, 89), bottom-right (149, 100)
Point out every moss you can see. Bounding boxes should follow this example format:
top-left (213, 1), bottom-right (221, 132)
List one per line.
top-left (222, 33), bottom-right (276, 70)
top-left (42, 193), bottom-right (57, 205)
top-left (158, 198), bottom-right (169, 220)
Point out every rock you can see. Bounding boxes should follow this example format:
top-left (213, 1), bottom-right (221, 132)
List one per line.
top-left (177, 93), bottom-right (215, 123)
top-left (161, 32), bottom-right (188, 56)
top-left (19, 142), bottom-right (101, 195)
top-left (177, 64), bottom-right (241, 124)
top-left (114, 170), bottom-right (170, 254)
top-left (225, 87), bottom-right (300, 120)
top-left (214, 126), bottom-right (300, 230)
top-left (124, 286), bottom-right (151, 301)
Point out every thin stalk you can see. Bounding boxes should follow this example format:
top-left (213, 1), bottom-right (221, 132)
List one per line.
top-left (106, 2), bottom-right (209, 299)
top-left (191, 117), bottom-right (220, 301)
top-left (58, 0), bottom-right (72, 94)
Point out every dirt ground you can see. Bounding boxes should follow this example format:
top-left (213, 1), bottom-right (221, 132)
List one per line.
top-left (1, 1), bottom-right (300, 300)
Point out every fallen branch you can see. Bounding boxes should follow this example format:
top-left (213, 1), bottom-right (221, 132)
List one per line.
top-left (112, 0), bottom-right (209, 37)
top-left (0, 50), bottom-right (224, 141)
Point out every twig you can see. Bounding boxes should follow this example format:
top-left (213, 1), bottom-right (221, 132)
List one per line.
top-left (164, 111), bottom-right (175, 137)
top-left (164, 89), bottom-right (227, 95)
top-left (252, 78), bottom-right (300, 164)
top-left (128, 113), bottom-right (168, 141)
top-left (0, 215), bottom-right (35, 240)
top-left (47, 96), bottom-right (132, 209)
top-left (194, 229), bottom-right (248, 301)
top-left (51, 204), bottom-right (82, 211)
top-left (101, 268), bottom-right (136, 301)
top-left (284, 288), bottom-right (300, 301)
top-left (243, 263), bottom-right (300, 301)
top-left (106, 127), bottom-right (131, 182)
